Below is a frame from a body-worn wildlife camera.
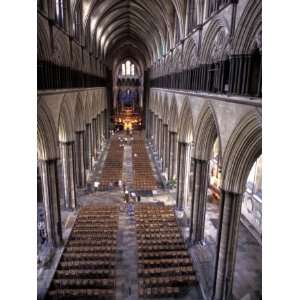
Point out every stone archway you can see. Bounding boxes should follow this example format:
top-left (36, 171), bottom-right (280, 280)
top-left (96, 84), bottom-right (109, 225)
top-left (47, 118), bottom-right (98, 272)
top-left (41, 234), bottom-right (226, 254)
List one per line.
top-left (37, 100), bottom-right (62, 248)
top-left (176, 97), bottom-right (194, 212)
top-left (213, 110), bottom-right (262, 300)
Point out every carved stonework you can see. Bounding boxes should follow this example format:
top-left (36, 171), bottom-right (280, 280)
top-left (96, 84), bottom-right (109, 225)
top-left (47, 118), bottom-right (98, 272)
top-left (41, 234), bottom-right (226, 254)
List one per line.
top-left (211, 29), bottom-right (228, 63)
top-left (255, 30), bottom-right (262, 51)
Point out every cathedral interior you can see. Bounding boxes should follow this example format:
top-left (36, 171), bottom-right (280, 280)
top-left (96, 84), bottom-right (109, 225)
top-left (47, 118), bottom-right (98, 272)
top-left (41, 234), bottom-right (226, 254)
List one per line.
top-left (37, 1), bottom-right (262, 299)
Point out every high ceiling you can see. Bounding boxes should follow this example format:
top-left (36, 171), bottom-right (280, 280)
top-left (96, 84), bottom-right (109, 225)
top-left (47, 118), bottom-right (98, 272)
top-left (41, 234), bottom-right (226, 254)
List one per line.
top-left (77, 0), bottom-right (186, 70)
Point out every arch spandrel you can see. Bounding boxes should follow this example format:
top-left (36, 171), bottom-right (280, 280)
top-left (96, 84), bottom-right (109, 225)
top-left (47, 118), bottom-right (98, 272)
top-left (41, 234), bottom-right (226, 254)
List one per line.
top-left (178, 97), bottom-right (194, 143)
top-left (157, 94), bottom-right (164, 119)
top-left (221, 110), bottom-right (262, 194)
top-left (211, 101), bottom-right (258, 159)
top-left (84, 92), bottom-right (94, 124)
top-left (194, 102), bottom-right (222, 162)
top-left (39, 93), bottom-right (65, 134)
top-left (162, 94), bottom-right (170, 125)
top-left (168, 96), bottom-right (179, 133)
top-left (37, 100), bottom-right (59, 161)
top-left (174, 94), bottom-right (185, 118)
top-left (233, 0), bottom-right (262, 55)
top-left (74, 93), bottom-right (85, 132)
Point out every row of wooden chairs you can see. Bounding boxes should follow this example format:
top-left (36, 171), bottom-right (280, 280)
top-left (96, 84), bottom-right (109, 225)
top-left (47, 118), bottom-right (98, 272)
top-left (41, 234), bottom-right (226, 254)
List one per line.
top-left (140, 258), bottom-right (192, 268)
top-left (55, 269), bottom-right (116, 279)
top-left (135, 203), bottom-right (198, 297)
top-left (67, 240), bottom-right (117, 247)
top-left (61, 253), bottom-right (115, 261)
top-left (46, 205), bottom-right (119, 300)
top-left (139, 286), bottom-right (180, 298)
top-left (138, 250), bottom-right (189, 259)
top-left (139, 274), bottom-right (198, 287)
top-left (64, 246), bottom-right (115, 253)
top-left (138, 266), bottom-right (195, 277)
top-left (47, 288), bottom-right (115, 300)
top-left (131, 140), bottom-right (158, 191)
top-left (138, 244), bottom-right (187, 252)
top-left (99, 138), bottom-right (123, 190)
top-left (51, 278), bottom-right (116, 289)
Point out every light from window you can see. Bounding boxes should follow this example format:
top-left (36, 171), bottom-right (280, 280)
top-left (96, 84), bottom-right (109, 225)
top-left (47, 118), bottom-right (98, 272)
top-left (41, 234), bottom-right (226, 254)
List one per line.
top-left (55, 0), bottom-right (64, 27)
top-left (131, 64), bottom-right (135, 76)
top-left (56, 0), bottom-right (60, 18)
top-left (126, 60), bottom-right (131, 75)
top-left (122, 64), bottom-right (126, 76)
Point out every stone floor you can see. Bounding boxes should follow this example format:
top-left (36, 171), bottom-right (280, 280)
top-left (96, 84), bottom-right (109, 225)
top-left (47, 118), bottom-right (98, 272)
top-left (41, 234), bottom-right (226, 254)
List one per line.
top-left (123, 144), bottom-right (133, 189)
top-left (37, 134), bottom-right (261, 300)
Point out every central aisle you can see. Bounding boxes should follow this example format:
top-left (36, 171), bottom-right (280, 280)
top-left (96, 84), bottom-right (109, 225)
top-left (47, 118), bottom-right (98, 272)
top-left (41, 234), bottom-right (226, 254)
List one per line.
top-left (122, 144), bottom-right (133, 189)
top-left (116, 205), bottom-right (138, 300)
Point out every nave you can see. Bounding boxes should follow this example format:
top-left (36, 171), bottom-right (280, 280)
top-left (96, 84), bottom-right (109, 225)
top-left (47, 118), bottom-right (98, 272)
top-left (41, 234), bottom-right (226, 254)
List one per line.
top-left (37, 1), bottom-right (262, 298)
top-left (38, 131), bottom-right (261, 300)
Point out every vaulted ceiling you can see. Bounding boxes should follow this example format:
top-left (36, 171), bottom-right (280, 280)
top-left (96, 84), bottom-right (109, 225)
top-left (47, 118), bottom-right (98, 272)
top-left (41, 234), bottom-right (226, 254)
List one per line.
top-left (77, 0), bottom-right (186, 70)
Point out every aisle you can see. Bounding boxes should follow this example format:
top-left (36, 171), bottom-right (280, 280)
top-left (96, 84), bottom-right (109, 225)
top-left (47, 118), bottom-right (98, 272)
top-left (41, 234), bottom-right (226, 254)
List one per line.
top-left (122, 144), bottom-right (133, 189)
top-left (116, 204), bottom-right (138, 300)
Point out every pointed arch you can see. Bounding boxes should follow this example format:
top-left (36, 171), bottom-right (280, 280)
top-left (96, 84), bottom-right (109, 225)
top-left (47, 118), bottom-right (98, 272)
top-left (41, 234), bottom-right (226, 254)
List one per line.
top-left (84, 93), bottom-right (93, 124)
top-left (157, 94), bottom-right (164, 119)
top-left (162, 94), bottom-right (170, 125)
top-left (91, 92), bottom-right (99, 119)
top-left (58, 95), bottom-right (75, 143)
top-left (37, 100), bottom-right (59, 161)
top-left (178, 97), bottom-right (194, 143)
top-left (52, 30), bottom-right (71, 66)
top-left (168, 95), bottom-right (179, 133)
top-left (37, 16), bottom-right (51, 62)
top-left (194, 102), bottom-right (222, 161)
top-left (182, 37), bottom-right (198, 69)
top-left (200, 17), bottom-right (230, 64)
top-left (221, 110), bottom-right (262, 194)
top-left (233, 0), bottom-right (262, 54)
top-left (172, 46), bottom-right (182, 72)
top-left (74, 93), bottom-right (85, 132)
top-left (153, 92), bottom-right (159, 115)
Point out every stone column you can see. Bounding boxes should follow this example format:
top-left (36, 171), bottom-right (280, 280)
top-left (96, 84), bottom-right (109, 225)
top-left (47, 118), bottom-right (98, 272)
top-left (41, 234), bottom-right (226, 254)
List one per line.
top-left (92, 118), bottom-right (97, 159)
top-left (168, 131), bottom-right (178, 181)
top-left (189, 158), bottom-right (200, 242)
top-left (39, 159), bottom-right (63, 248)
top-left (176, 142), bottom-right (182, 208)
top-left (158, 118), bottom-right (163, 160)
top-left (168, 131), bottom-right (173, 180)
top-left (189, 159), bottom-right (209, 244)
top-left (101, 112), bottom-right (105, 148)
top-left (75, 131), bottom-right (86, 188)
top-left (172, 132), bottom-right (178, 180)
top-left (213, 190), bottom-right (243, 300)
top-left (60, 141), bottom-right (77, 210)
top-left (157, 117), bottom-right (161, 156)
top-left (154, 115), bottom-right (158, 151)
top-left (183, 143), bottom-right (192, 209)
top-left (97, 114), bottom-right (102, 152)
top-left (150, 111), bottom-right (154, 139)
top-left (149, 112), bottom-right (153, 142)
top-left (162, 124), bottom-right (169, 173)
top-left (85, 123), bottom-right (92, 171)
top-left (176, 142), bottom-right (191, 210)
top-left (102, 110), bottom-right (107, 139)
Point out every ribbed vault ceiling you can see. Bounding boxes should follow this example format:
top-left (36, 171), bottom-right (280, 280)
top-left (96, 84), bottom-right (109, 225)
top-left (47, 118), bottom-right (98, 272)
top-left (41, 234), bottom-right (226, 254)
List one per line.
top-left (79, 0), bottom-right (185, 70)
